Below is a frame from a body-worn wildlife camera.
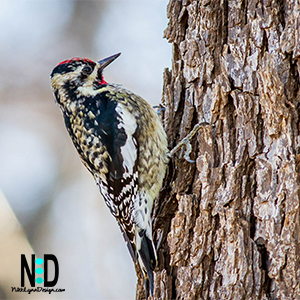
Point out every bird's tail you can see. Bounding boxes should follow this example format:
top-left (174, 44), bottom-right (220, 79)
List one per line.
top-left (118, 221), bottom-right (157, 297)
top-left (136, 229), bottom-right (157, 296)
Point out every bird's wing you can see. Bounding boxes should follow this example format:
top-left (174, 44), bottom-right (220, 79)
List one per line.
top-left (90, 92), bottom-right (139, 223)
top-left (67, 91), bottom-right (139, 260)
top-left (96, 94), bottom-right (140, 261)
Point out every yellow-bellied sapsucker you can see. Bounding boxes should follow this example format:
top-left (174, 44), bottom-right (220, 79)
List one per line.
top-left (50, 53), bottom-right (169, 295)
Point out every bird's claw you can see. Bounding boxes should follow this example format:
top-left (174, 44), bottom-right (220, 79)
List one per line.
top-left (153, 105), bottom-right (166, 116)
top-left (169, 122), bottom-right (209, 163)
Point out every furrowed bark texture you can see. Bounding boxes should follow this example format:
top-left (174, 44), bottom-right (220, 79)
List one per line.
top-left (136, 0), bottom-right (300, 299)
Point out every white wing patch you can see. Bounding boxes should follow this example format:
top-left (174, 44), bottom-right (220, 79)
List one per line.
top-left (115, 105), bottom-right (153, 239)
top-left (115, 103), bottom-right (137, 174)
top-left (92, 103), bottom-right (139, 220)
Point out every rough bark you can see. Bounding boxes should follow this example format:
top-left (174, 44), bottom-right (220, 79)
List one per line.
top-left (136, 0), bottom-right (300, 299)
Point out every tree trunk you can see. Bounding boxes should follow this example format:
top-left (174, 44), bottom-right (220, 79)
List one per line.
top-left (136, 0), bottom-right (300, 299)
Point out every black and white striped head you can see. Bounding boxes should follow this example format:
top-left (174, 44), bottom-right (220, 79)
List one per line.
top-left (50, 53), bottom-right (121, 109)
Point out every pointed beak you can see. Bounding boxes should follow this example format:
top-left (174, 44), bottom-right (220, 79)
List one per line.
top-left (98, 53), bottom-right (121, 70)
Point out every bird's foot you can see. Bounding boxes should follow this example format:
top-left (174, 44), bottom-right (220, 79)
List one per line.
top-left (169, 122), bottom-right (209, 163)
top-left (153, 105), bottom-right (165, 116)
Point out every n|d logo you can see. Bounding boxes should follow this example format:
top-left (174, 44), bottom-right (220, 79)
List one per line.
top-left (21, 254), bottom-right (59, 287)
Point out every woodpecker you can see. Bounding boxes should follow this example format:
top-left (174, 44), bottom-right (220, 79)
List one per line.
top-left (50, 53), bottom-right (169, 296)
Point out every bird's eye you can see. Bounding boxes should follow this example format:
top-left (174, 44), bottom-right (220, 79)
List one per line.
top-left (82, 65), bottom-right (93, 75)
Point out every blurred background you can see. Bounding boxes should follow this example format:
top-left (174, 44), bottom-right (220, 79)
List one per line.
top-left (0, 1), bottom-right (171, 299)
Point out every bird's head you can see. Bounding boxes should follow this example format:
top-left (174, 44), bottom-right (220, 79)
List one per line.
top-left (50, 53), bottom-right (121, 109)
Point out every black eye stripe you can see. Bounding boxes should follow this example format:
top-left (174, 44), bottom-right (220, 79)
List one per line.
top-left (82, 65), bottom-right (94, 75)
